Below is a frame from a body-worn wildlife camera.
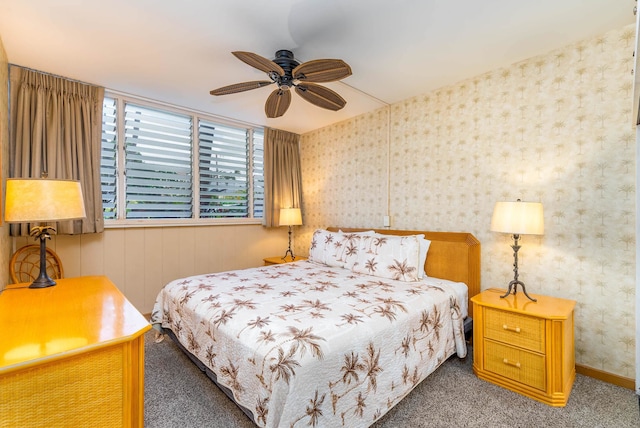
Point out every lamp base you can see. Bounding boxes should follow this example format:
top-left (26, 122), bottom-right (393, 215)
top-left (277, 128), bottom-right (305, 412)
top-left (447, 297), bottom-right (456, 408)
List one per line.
top-left (28, 225), bottom-right (57, 288)
top-left (29, 276), bottom-right (57, 288)
top-left (282, 225), bottom-right (296, 260)
top-left (500, 234), bottom-right (537, 302)
top-left (500, 279), bottom-right (537, 302)
top-left (282, 249), bottom-right (296, 261)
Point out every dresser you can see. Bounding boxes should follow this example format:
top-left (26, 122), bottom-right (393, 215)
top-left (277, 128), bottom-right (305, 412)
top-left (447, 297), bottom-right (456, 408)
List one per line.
top-left (0, 275), bottom-right (151, 427)
top-left (471, 288), bottom-right (575, 407)
top-left (263, 255), bottom-right (307, 265)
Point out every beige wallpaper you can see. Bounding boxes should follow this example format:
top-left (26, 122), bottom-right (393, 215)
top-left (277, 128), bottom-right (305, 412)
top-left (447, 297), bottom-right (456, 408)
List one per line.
top-left (298, 24), bottom-right (636, 378)
top-left (0, 35), bottom-right (12, 290)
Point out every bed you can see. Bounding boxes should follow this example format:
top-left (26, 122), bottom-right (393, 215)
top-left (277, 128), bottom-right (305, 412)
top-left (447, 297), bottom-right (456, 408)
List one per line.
top-left (151, 228), bottom-right (480, 427)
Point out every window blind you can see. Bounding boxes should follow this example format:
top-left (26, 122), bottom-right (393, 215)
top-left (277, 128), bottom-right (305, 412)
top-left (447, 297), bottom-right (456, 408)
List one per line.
top-left (100, 93), bottom-right (264, 223)
top-left (198, 120), bottom-right (249, 218)
top-left (124, 103), bottom-right (193, 219)
top-left (101, 97), bottom-right (118, 220)
top-left (252, 129), bottom-right (265, 218)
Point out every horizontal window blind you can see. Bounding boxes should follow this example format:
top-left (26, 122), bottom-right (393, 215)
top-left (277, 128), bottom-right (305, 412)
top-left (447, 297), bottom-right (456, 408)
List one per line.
top-left (199, 120), bottom-right (248, 218)
top-left (100, 93), bottom-right (264, 223)
top-left (124, 103), bottom-right (193, 219)
top-left (253, 129), bottom-right (264, 218)
top-left (101, 97), bottom-right (117, 220)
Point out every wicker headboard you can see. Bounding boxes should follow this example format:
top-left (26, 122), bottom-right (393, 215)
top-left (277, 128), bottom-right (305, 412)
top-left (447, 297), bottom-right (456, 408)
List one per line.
top-left (328, 228), bottom-right (481, 318)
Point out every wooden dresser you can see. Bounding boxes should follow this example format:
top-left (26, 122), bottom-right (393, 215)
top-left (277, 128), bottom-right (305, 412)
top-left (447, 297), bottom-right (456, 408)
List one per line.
top-left (0, 275), bottom-right (151, 427)
top-left (471, 288), bottom-right (575, 407)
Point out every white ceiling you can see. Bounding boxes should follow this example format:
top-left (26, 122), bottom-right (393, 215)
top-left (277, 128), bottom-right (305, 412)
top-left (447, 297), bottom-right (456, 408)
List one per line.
top-left (0, 0), bottom-right (635, 134)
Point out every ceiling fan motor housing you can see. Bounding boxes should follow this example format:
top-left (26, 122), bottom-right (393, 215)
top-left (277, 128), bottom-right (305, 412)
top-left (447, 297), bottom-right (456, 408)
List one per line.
top-left (272, 50), bottom-right (299, 88)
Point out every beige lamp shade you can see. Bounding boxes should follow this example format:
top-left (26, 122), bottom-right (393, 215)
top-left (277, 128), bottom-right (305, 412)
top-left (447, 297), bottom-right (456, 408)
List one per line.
top-left (279, 208), bottom-right (302, 226)
top-left (5, 178), bottom-right (87, 223)
top-left (490, 201), bottom-right (544, 235)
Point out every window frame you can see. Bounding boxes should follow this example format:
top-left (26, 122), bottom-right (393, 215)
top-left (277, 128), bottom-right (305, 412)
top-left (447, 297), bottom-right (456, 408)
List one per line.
top-left (103, 90), bottom-right (264, 228)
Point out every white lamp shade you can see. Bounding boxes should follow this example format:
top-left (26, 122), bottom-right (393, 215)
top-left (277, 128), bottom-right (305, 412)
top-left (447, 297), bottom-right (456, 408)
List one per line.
top-left (490, 201), bottom-right (544, 235)
top-left (279, 208), bottom-right (302, 226)
top-left (5, 178), bottom-right (87, 223)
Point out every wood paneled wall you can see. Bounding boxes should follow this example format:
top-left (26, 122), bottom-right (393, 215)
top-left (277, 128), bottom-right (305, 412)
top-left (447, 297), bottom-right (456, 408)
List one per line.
top-left (12, 224), bottom-right (288, 314)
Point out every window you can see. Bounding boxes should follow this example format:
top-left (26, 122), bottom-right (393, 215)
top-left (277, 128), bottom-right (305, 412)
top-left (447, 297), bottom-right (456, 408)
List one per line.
top-left (101, 93), bottom-right (264, 225)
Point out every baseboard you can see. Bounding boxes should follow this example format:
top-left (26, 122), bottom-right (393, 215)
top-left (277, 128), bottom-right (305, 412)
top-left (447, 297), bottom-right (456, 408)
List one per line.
top-left (576, 364), bottom-right (635, 390)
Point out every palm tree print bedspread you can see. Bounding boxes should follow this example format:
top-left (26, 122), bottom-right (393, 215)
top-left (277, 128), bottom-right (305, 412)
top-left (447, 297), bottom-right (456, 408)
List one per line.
top-left (151, 260), bottom-right (467, 427)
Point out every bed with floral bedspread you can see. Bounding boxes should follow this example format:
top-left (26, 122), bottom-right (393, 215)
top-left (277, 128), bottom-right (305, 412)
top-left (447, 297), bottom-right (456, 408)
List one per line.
top-left (151, 229), bottom-right (475, 427)
top-left (151, 231), bottom-right (479, 427)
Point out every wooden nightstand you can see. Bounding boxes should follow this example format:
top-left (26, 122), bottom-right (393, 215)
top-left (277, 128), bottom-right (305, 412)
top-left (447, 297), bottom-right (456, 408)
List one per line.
top-left (263, 255), bottom-right (307, 265)
top-left (471, 288), bottom-right (575, 407)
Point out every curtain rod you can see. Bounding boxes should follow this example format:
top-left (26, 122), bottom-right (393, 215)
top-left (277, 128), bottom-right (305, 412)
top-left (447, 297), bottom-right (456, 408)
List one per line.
top-left (9, 63), bottom-right (100, 87)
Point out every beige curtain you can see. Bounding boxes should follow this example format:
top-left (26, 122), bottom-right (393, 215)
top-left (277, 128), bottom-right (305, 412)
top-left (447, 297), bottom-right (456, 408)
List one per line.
top-left (9, 66), bottom-right (105, 236)
top-left (263, 127), bottom-right (303, 227)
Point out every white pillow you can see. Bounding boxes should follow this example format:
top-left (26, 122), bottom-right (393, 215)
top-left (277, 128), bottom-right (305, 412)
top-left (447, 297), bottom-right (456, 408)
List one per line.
top-left (362, 233), bottom-right (430, 278)
top-left (351, 234), bottom-right (421, 282)
top-left (308, 229), bottom-right (367, 268)
top-left (308, 229), bottom-right (339, 265)
top-left (414, 234), bottom-right (431, 279)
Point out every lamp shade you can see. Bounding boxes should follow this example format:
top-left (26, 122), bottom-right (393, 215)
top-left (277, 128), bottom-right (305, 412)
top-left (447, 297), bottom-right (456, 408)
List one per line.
top-left (5, 178), bottom-right (86, 223)
top-left (490, 201), bottom-right (544, 235)
top-left (279, 208), bottom-right (302, 226)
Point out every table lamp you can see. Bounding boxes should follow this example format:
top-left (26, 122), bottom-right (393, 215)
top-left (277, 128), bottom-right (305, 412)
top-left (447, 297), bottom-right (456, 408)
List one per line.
top-left (5, 178), bottom-right (86, 288)
top-left (490, 199), bottom-right (544, 302)
top-left (279, 207), bottom-right (302, 260)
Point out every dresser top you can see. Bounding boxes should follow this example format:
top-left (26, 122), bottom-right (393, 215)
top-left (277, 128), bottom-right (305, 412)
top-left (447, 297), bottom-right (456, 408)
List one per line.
top-left (0, 275), bottom-right (150, 372)
top-left (471, 288), bottom-right (576, 319)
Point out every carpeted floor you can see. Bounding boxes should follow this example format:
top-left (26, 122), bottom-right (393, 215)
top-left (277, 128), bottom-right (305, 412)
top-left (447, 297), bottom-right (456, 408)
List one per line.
top-left (144, 331), bottom-right (640, 427)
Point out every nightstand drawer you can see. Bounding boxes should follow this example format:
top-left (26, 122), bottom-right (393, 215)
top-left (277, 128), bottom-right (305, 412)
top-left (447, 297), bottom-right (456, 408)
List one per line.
top-left (484, 308), bottom-right (545, 353)
top-left (485, 339), bottom-right (546, 391)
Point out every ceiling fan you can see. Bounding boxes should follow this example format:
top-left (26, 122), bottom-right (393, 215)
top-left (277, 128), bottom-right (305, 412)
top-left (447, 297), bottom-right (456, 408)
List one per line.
top-left (210, 50), bottom-right (352, 118)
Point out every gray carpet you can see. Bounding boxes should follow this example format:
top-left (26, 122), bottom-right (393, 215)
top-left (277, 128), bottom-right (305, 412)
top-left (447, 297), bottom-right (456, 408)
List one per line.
top-left (144, 331), bottom-right (640, 427)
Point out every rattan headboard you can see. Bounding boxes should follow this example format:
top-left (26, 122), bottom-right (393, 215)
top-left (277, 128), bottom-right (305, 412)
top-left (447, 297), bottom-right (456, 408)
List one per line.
top-left (328, 228), bottom-right (481, 318)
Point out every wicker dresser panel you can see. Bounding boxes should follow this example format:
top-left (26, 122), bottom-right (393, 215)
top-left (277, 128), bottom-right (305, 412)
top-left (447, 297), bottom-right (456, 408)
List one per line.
top-left (0, 345), bottom-right (124, 428)
top-left (484, 308), bottom-right (545, 352)
top-left (484, 339), bottom-right (546, 391)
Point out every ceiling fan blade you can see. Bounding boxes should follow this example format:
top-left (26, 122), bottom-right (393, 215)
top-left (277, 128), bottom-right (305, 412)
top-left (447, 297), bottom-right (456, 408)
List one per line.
top-left (295, 83), bottom-right (346, 111)
top-left (292, 59), bottom-right (352, 83)
top-left (265, 88), bottom-right (292, 118)
top-left (210, 80), bottom-right (273, 96)
top-left (233, 51), bottom-right (285, 76)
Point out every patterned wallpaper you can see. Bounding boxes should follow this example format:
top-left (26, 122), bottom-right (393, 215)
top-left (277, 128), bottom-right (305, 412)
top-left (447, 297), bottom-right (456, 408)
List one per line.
top-left (297, 24), bottom-right (636, 378)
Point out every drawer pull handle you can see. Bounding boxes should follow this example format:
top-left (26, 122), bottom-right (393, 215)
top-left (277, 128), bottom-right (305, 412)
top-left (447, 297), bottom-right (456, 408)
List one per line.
top-left (502, 324), bottom-right (521, 333)
top-left (503, 358), bottom-right (521, 368)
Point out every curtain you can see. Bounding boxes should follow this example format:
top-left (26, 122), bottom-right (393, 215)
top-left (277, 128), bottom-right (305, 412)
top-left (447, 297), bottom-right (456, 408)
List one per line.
top-left (263, 127), bottom-right (303, 227)
top-left (9, 66), bottom-right (105, 236)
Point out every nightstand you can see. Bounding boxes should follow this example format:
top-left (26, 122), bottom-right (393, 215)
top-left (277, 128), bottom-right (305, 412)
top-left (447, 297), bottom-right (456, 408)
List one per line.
top-left (263, 255), bottom-right (307, 265)
top-left (471, 288), bottom-right (575, 407)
